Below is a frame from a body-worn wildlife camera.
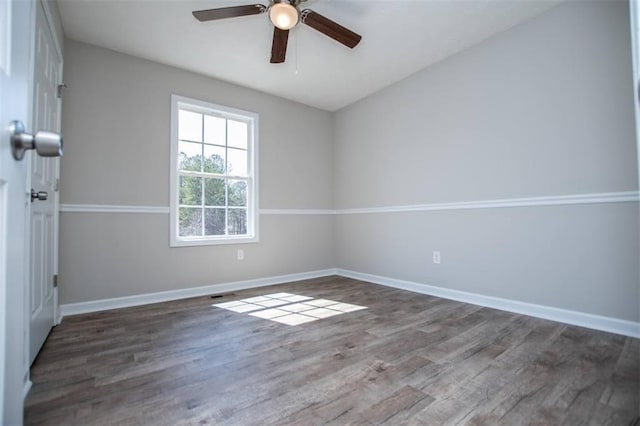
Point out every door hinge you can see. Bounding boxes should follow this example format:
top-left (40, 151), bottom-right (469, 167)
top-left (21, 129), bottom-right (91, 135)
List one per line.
top-left (53, 274), bottom-right (58, 288)
top-left (55, 178), bottom-right (59, 192)
top-left (57, 83), bottom-right (67, 99)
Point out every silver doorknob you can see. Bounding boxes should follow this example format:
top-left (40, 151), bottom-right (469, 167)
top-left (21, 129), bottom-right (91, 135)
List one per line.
top-left (9, 120), bottom-right (63, 161)
top-left (30, 189), bottom-right (48, 202)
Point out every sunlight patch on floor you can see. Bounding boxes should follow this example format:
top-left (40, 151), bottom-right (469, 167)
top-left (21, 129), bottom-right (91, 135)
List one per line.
top-left (212, 292), bottom-right (367, 326)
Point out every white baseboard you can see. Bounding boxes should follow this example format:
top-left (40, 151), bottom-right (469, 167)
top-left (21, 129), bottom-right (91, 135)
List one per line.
top-left (336, 269), bottom-right (640, 338)
top-left (59, 267), bottom-right (640, 338)
top-left (60, 269), bottom-right (338, 318)
top-left (23, 379), bottom-right (32, 399)
top-left (54, 287), bottom-right (62, 326)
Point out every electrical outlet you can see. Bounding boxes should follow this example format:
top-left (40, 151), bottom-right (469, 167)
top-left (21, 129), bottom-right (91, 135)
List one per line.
top-left (237, 249), bottom-right (244, 261)
top-left (433, 251), bottom-right (441, 264)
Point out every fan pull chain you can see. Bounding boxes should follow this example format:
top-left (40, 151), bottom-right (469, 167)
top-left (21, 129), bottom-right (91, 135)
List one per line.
top-left (294, 30), bottom-right (299, 75)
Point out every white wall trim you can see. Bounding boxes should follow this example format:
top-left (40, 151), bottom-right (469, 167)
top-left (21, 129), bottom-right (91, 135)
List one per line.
top-left (60, 191), bottom-right (639, 216)
top-left (336, 269), bottom-right (640, 338)
top-left (59, 269), bottom-right (337, 318)
top-left (60, 204), bottom-right (170, 214)
top-left (23, 379), bottom-right (32, 400)
top-left (260, 208), bottom-right (336, 215)
top-left (59, 204), bottom-right (334, 215)
top-left (60, 266), bottom-right (639, 338)
top-left (338, 191), bottom-right (640, 215)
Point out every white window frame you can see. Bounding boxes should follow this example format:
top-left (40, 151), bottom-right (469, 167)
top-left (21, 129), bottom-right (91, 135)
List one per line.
top-left (170, 94), bottom-right (259, 247)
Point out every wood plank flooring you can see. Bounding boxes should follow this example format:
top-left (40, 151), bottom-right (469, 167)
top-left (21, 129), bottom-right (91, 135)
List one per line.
top-left (25, 276), bottom-right (640, 425)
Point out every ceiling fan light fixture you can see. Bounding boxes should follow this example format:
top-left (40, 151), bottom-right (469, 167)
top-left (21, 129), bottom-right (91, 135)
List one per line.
top-left (269, 2), bottom-right (299, 30)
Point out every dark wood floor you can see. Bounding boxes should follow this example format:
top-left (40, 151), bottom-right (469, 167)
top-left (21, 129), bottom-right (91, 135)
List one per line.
top-left (25, 276), bottom-right (639, 425)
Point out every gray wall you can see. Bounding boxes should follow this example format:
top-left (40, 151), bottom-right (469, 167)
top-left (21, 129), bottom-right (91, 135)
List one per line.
top-left (60, 39), bottom-right (334, 303)
top-left (333, 1), bottom-right (640, 321)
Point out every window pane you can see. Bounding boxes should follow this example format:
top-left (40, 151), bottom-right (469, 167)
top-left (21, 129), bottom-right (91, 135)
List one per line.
top-left (178, 110), bottom-right (202, 142)
top-left (228, 120), bottom-right (248, 149)
top-left (204, 178), bottom-right (225, 207)
top-left (227, 148), bottom-right (247, 177)
top-left (228, 209), bottom-right (247, 235)
top-left (179, 176), bottom-right (202, 206)
top-left (204, 115), bottom-right (226, 145)
top-left (179, 207), bottom-right (202, 237)
top-left (203, 144), bottom-right (225, 174)
top-left (178, 141), bottom-right (202, 172)
top-left (228, 180), bottom-right (247, 207)
top-left (205, 208), bottom-right (226, 236)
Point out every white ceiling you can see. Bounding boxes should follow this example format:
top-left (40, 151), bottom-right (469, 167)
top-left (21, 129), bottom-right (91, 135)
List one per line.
top-left (57, 0), bottom-right (560, 111)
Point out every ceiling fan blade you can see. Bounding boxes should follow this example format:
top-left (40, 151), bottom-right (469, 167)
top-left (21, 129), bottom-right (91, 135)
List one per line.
top-left (300, 9), bottom-right (361, 49)
top-left (193, 4), bottom-right (267, 22)
top-left (270, 27), bottom-right (289, 64)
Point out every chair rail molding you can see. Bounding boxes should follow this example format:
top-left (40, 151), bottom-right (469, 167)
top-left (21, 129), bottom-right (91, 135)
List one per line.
top-left (60, 190), bottom-right (639, 215)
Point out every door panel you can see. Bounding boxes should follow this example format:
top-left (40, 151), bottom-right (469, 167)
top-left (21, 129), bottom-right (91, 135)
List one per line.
top-left (29, 0), bottom-right (61, 364)
top-left (31, 215), bottom-right (44, 314)
top-left (0, 0), bottom-right (34, 423)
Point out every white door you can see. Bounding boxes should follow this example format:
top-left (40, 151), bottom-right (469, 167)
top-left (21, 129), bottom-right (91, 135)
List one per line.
top-left (29, 0), bottom-right (62, 364)
top-left (0, 0), bottom-right (35, 424)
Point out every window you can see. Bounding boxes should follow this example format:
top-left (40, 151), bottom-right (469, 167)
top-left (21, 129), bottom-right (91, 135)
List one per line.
top-left (170, 95), bottom-right (258, 246)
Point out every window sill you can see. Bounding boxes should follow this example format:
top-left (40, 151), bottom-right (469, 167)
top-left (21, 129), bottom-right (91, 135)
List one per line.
top-left (170, 235), bottom-right (259, 247)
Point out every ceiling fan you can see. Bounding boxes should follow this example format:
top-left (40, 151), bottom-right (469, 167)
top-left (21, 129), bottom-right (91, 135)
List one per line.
top-left (192, 0), bottom-right (362, 64)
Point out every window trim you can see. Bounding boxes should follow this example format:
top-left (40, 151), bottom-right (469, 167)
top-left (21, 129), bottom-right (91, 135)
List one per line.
top-left (170, 94), bottom-right (259, 247)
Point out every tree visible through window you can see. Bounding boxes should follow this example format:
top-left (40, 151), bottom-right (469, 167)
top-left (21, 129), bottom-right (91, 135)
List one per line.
top-left (170, 96), bottom-right (258, 246)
